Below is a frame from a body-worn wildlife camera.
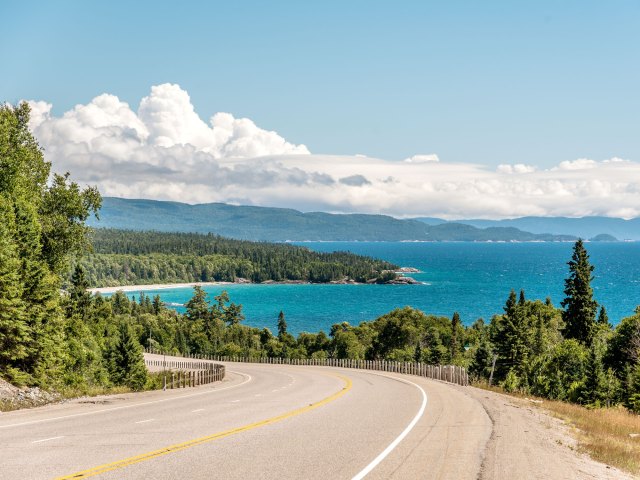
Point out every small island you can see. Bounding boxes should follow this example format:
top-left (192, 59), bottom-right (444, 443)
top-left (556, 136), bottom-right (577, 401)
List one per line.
top-left (590, 233), bottom-right (618, 242)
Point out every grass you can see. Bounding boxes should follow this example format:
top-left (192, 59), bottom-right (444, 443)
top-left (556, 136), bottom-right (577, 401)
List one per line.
top-left (473, 380), bottom-right (640, 476)
top-left (541, 400), bottom-right (640, 476)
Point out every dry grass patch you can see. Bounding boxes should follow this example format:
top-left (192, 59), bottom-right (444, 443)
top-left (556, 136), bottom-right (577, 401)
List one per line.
top-left (541, 400), bottom-right (640, 476)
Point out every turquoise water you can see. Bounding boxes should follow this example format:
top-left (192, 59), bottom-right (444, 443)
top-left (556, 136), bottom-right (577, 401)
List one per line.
top-left (115, 242), bottom-right (640, 335)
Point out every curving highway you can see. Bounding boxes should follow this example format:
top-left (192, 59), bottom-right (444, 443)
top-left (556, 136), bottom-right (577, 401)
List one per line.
top-left (0, 359), bottom-right (492, 480)
top-left (2, 357), bottom-right (628, 480)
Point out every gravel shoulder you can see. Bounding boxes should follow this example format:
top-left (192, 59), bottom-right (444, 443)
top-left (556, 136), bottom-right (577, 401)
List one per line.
top-left (460, 386), bottom-right (635, 480)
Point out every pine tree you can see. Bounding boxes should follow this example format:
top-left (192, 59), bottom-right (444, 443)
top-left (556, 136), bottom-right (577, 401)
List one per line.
top-left (450, 312), bottom-right (461, 361)
top-left (582, 343), bottom-right (606, 406)
top-left (68, 265), bottom-right (91, 319)
top-left (519, 289), bottom-right (526, 306)
top-left (469, 337), bottom-right (493, 380)
top-left (13, 200), bottom-right (64, 384)
top-left (185, 286), bottom-right (210, 322)
top-left (491, 290), bottom-right (528, 381)
top-left (224, 303), bottom-right (244, 326)
top-left (414, 341), bottom-right (423, 362)
top-left (108, 322), bottom-right (148, 390)
top-left (0, 201), bottom-right (30, 383)
top-left (277, 311), bottom-right (288, 340)
top-left (597, 306), bottom-right (609, 327)
top-left (561, 240), bottom-right (598, 346)
top-left (152, 295), bottom-right (164, 315)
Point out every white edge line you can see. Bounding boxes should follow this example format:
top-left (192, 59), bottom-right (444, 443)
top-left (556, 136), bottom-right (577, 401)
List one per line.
top-left (32, 435), bottom-right (64, 444)
top-left (191, 408), bottom-right (205, 413)
top-left (0, 371), bottom-right (252, 429)
top-left (135, 418), bottom-right (155, 424)
top-left (351, 374), bottom-right (428, 480)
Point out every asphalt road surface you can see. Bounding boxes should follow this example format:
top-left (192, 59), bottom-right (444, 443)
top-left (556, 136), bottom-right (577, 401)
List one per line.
top-left (0, 357), bottom-right (632, 479)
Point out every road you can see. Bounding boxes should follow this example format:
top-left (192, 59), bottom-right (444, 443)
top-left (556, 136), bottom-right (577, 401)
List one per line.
top-left (0, 359), bottom-right (632, 479)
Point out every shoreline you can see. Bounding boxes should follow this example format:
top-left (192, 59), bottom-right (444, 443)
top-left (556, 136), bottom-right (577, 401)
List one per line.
top-left (88, 274), bottom-right (422, 295)
top-left (89, 281), bottom-right (235, 295)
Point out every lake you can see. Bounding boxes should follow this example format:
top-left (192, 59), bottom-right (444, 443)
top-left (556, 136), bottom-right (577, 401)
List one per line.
top-left (113, 242), bottom-right (640, 335)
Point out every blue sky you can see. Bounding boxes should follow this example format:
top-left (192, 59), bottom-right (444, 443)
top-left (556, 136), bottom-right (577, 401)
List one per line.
top-left (2, 1), bottom-right (638, 166)
top-left (3, 1), bottom-right (640, 218)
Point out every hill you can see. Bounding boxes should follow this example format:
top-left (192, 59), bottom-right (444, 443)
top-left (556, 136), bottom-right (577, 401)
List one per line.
top-left (415, 216), bottom-right (637, 241)
top-left (89, 198), bottom-right (576, 242)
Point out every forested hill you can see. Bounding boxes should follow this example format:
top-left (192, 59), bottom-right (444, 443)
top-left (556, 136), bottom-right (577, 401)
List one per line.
top-left (89, 197), bottom-right (577, 242)
top-left (76, 229), bottom-right (400, 287)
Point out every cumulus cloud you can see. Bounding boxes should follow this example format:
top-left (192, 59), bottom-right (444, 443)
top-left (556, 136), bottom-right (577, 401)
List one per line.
top-left (554, 158), bottom-right (598, 171)
top-left (25, 84), bottom-right (640, 219)
top-left (404, 154), bottom-right (440, 163)
top-left (496, 163), bottom-right (537, 174)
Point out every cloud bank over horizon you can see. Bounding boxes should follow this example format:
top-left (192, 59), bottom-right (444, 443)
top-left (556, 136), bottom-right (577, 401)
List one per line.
top-left (27, 84), bottom-right (640, 220)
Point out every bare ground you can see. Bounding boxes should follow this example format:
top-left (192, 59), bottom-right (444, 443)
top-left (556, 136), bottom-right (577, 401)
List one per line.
top-left (461, 387), bottom-right (636, 480)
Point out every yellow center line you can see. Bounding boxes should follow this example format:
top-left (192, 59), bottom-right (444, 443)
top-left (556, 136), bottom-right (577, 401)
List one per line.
top-left (55, 373), bottom-right (352, 479)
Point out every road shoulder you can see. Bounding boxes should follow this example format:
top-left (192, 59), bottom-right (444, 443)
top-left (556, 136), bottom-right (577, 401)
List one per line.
top-left (460, 386), bottom-right (635, 480)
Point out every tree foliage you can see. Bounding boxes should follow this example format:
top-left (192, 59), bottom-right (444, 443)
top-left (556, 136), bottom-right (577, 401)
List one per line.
top-left (562, 239), bottom-right (598, 346)
top-left (73, 229), bottom-right (399, 286)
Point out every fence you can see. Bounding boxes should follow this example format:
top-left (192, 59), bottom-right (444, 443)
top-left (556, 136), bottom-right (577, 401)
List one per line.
top-left (143, 355), bottom-right (225, 389)
top-left (144, 348), bottom-right (468, 386)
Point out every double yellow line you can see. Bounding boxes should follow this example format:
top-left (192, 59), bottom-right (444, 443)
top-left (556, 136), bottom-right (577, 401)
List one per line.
top-left (56, 373), bottom-right (352, 479)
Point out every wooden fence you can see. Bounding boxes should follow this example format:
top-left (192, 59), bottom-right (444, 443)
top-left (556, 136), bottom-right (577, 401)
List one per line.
top-left (145, 349), bottom-right (468, 386)
top-left (143, 356), bottom-right (225, 389)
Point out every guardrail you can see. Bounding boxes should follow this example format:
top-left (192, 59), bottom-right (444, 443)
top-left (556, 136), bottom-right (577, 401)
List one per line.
top-left (143, 354), bottom-right (225, 389)
top-left (144, 349), bottom-right (468, 386)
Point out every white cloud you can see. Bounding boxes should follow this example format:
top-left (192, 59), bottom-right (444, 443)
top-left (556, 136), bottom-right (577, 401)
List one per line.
top-left (25, 84), bottom-right (640, 219)
top-left (403, 154), bottom-right (440, 163)
top-left (555, 158), bottom-right (597, 170)
top-left (496, 163), bottom-right (536, 174)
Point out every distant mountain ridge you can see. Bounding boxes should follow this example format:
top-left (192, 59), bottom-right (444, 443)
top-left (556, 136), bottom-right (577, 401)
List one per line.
top-left (90, 197), bottom-right (579, 242)
top-left (414, 216), bottom-right (639, 241)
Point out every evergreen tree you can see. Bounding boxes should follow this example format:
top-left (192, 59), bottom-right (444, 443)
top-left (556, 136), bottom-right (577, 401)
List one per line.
top-left (561, 239), bottom-right (598, 346)
top-left (519, 289), bottom-right (526, 306)
top-left (469, 337), bottom-right (493, 380)
top-left (450, 312), bottom-right (461, 360)
top-left (68, 265), bottom-right (91, 319)
top-left (277, 311), bottom-right (288, 340)
top-left (108, 322), bottom-right (148, 390)
top-left (224, 303), bottom-right (245, 326)
top-left (582, 343), bottom-right (606, 406)
top-left (185, 286), bottom-right (210, 322)
top-left (491, 290), bottom-right (528, 381)
top-left (597, 306), bottom-right (610, 327)
top-left (13, 199), bottom-right (64, 383)
top-left (152, 295), bottom-right (164, 315)
top-left (0, 201), bottom-right (30, 383)
top-left (414, 341), bottom-right (423, 363)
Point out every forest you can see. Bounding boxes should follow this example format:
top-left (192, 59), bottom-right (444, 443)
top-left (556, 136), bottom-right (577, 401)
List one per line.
top-left (1, 102), bottom-right (639, 415)
top-left (75, 229), bottom-right (400, 286)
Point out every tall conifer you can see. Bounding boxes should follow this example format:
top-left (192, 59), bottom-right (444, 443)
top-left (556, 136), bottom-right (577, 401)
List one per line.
top-left (450, 312), bottom-right (461, 361)
top-left (277, 311), bottom-right (288, 340)
top-left (0, 201), bottom-right (29, 383)
top-left (561, 240), bottom-right (598, 346)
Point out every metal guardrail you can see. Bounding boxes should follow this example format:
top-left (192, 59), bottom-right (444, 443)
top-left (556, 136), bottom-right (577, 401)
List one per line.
top-left (144, 349), bottom-right (468, 386)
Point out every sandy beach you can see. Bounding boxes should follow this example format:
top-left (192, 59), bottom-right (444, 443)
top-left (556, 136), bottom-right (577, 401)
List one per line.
top-left (89, 281), bottom-right (234, 295)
